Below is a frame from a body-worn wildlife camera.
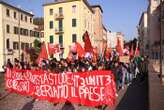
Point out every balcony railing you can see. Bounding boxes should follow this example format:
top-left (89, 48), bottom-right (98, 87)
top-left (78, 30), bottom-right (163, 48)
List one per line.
top-left (55, 27), bottom-right (64, 34)
top-left (55, 13), bottom-right (64, 20)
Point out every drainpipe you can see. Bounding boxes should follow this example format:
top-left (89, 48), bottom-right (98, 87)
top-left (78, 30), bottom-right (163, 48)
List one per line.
top-left (18, 12), bottom-right (21, 60)
top-left (2, 10), bottom-right (6, 66)
top-left (160, 0), bottom-right (164, 84)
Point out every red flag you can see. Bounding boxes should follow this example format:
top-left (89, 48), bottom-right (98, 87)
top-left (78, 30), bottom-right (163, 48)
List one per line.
top-left (135, 47), bottom-right (140, 57)
top-left (67, 51), bottom-right (73, 61)
top-left (105, 48), bottom-right (112, 59)
top-left (75, 42), bottom-right (85, 58)
top-left (130, 45), bottom-right (134, 56)
top-left (69, 42), bottom-right (85, 59)
top-left (47, 43), bottom-right (60, 55)
top-left (37, 42), bottom-right (48, 66)
top-left (116, 38), bottom-right (123, 56)
top-left (83, 31), bottom-right (93, 53)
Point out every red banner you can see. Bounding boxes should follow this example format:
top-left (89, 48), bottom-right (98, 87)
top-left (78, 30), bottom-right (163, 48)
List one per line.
top-left (5, 68), bottom-right (116, 107)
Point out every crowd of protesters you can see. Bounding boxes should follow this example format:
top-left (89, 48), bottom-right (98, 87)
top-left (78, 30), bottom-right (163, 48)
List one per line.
top-left (3, 50), bottom-right (149, 110)
top-left (5, 50), bottom-right (149, 94)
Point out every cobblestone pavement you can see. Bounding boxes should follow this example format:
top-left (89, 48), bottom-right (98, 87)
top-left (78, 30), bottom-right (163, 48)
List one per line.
top-left (0, 73), bottom-right (126, 110)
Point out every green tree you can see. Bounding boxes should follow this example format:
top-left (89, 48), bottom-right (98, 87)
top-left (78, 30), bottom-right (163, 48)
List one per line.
top-left (26, 39), bottom-right (41, 62)
top-left (33, 39), bottom-right (41, 53)
top-left (33, 17), bottom-right (44, 25)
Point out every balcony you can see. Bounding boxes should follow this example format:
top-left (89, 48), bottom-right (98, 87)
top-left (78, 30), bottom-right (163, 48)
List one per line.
top-left (55, 13), bottom-right (64, 20)
top-left (55, 27), bottom-right (64, 34)
top-left (7, 49), bottom-right (14, 55)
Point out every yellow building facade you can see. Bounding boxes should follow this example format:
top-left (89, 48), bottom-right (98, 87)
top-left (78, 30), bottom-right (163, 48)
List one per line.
top-left (43, 0), bottom-right (94, 58)
top-left (0, 1), bottom-right (41, 71)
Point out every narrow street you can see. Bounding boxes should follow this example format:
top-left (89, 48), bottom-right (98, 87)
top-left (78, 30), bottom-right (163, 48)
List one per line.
top-left (115, 75), bottom-right (149, 110)
top-left (0, 0), bottom-right (164, 110)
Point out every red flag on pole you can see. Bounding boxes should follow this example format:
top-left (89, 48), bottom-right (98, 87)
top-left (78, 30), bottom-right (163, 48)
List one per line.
top-left (130, 45), bottom-right (134, 56)
top-left (67, 49), bottom-right (73, 62)
top-left (75, 42), bottom-right (85, 58)
top-left (116, 38), bottom-right (123, 56)
top-left (37, 42), bottom-right (48, 66)
top-left (135, 42), bottom-right (140, 57)
top-left (69, 42), bottom-right (85, 59)
top-left (83, 31), bottom-right (93, 53)
top-left (47, 43), bottom-right (60, 55)
top-left (105, 48), bottom-right (112, 59)
top-left (135, 47), bottom-right (140, 57)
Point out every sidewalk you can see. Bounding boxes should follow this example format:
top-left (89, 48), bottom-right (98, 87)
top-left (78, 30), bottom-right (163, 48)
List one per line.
top-left (0, 73), bottom-right (9, 100)
top-left (149, 63), bottom-right (164, 110)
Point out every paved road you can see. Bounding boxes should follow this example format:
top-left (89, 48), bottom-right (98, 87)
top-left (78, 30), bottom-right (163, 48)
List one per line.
top-left (0, 72), bottom-right (126, 110)
top-left (115, 74), bottom-right (149, 110)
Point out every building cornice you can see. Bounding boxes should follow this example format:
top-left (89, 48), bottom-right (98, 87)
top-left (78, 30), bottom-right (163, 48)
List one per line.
top-left (0, 0), bottom-right (34, 16)
top-left (43, 0), bottom-right (94, 13)
top-left (103, 24), bottom-right (107, 31)
top-left (138, 11), bottom-right (147, 26)
top-left (91, 5), bottom-right (103, 13)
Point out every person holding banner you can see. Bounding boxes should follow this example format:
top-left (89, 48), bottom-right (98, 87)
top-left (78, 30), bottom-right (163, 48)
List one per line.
top-left (5, 44), bottom-right (148, 109)
top-left (6, 59), bottom-right (13, 69)
top-left (13, 58), bottom-right (20, 69)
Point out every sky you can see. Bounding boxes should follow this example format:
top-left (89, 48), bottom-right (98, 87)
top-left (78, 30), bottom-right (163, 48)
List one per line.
top-left (5, 0), bottom-right (148, 41)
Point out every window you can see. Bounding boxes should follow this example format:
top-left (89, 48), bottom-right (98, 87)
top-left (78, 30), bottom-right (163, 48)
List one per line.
top-left (21, 43), bottom-right (25, 50)
top-left (6, 9), bottom-right (10, 17)
top-left (34, 31), bottom-right (39, 37)
top-left (30, 30), bottom-right (34, 36)
top-left (49, 9), bottom-right (53, 15)
top-left (6, 25), bottom-right (10, 33)
top-left (59, 7), bottom-right (63, 15)
top-left (25, 29), bottom-right (28, 36)
top-left (49, 21), bottom-right (53, 29)
top-left (72, 5), bottom-right (76, 13)
top-left (21, 14), bottom-right (23, 20)
top-left (20, 28), bottom-right (28, 36)
top-left (6, 39), bottom-right (10, 49)
top-left (14, 12), bottom-right (17, 19)
top-left (20, 28), bottom-right (23, 35)
top-left (14, 27), bottom-right (19, 34)
top-left (72, 19), bottom-right (76, 27)
top-left (13, 42), bottom-right (19, 50)
top-left (25, 43), bottom-right (29, 48)
top-left (30, 18), bottom-right (32, 23)
top-left (25, 16), bottom-right (27, 22)
top-left (72, 34), bottom-right (77, 43)
top-left (59, 34), bottom-right (63, 46)
top-left (50, 35), bottom-right (54, 44)
top-left (30, 43), bottom-right (32, 48)
top-left (59, 20), bottom-right (63, 31)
